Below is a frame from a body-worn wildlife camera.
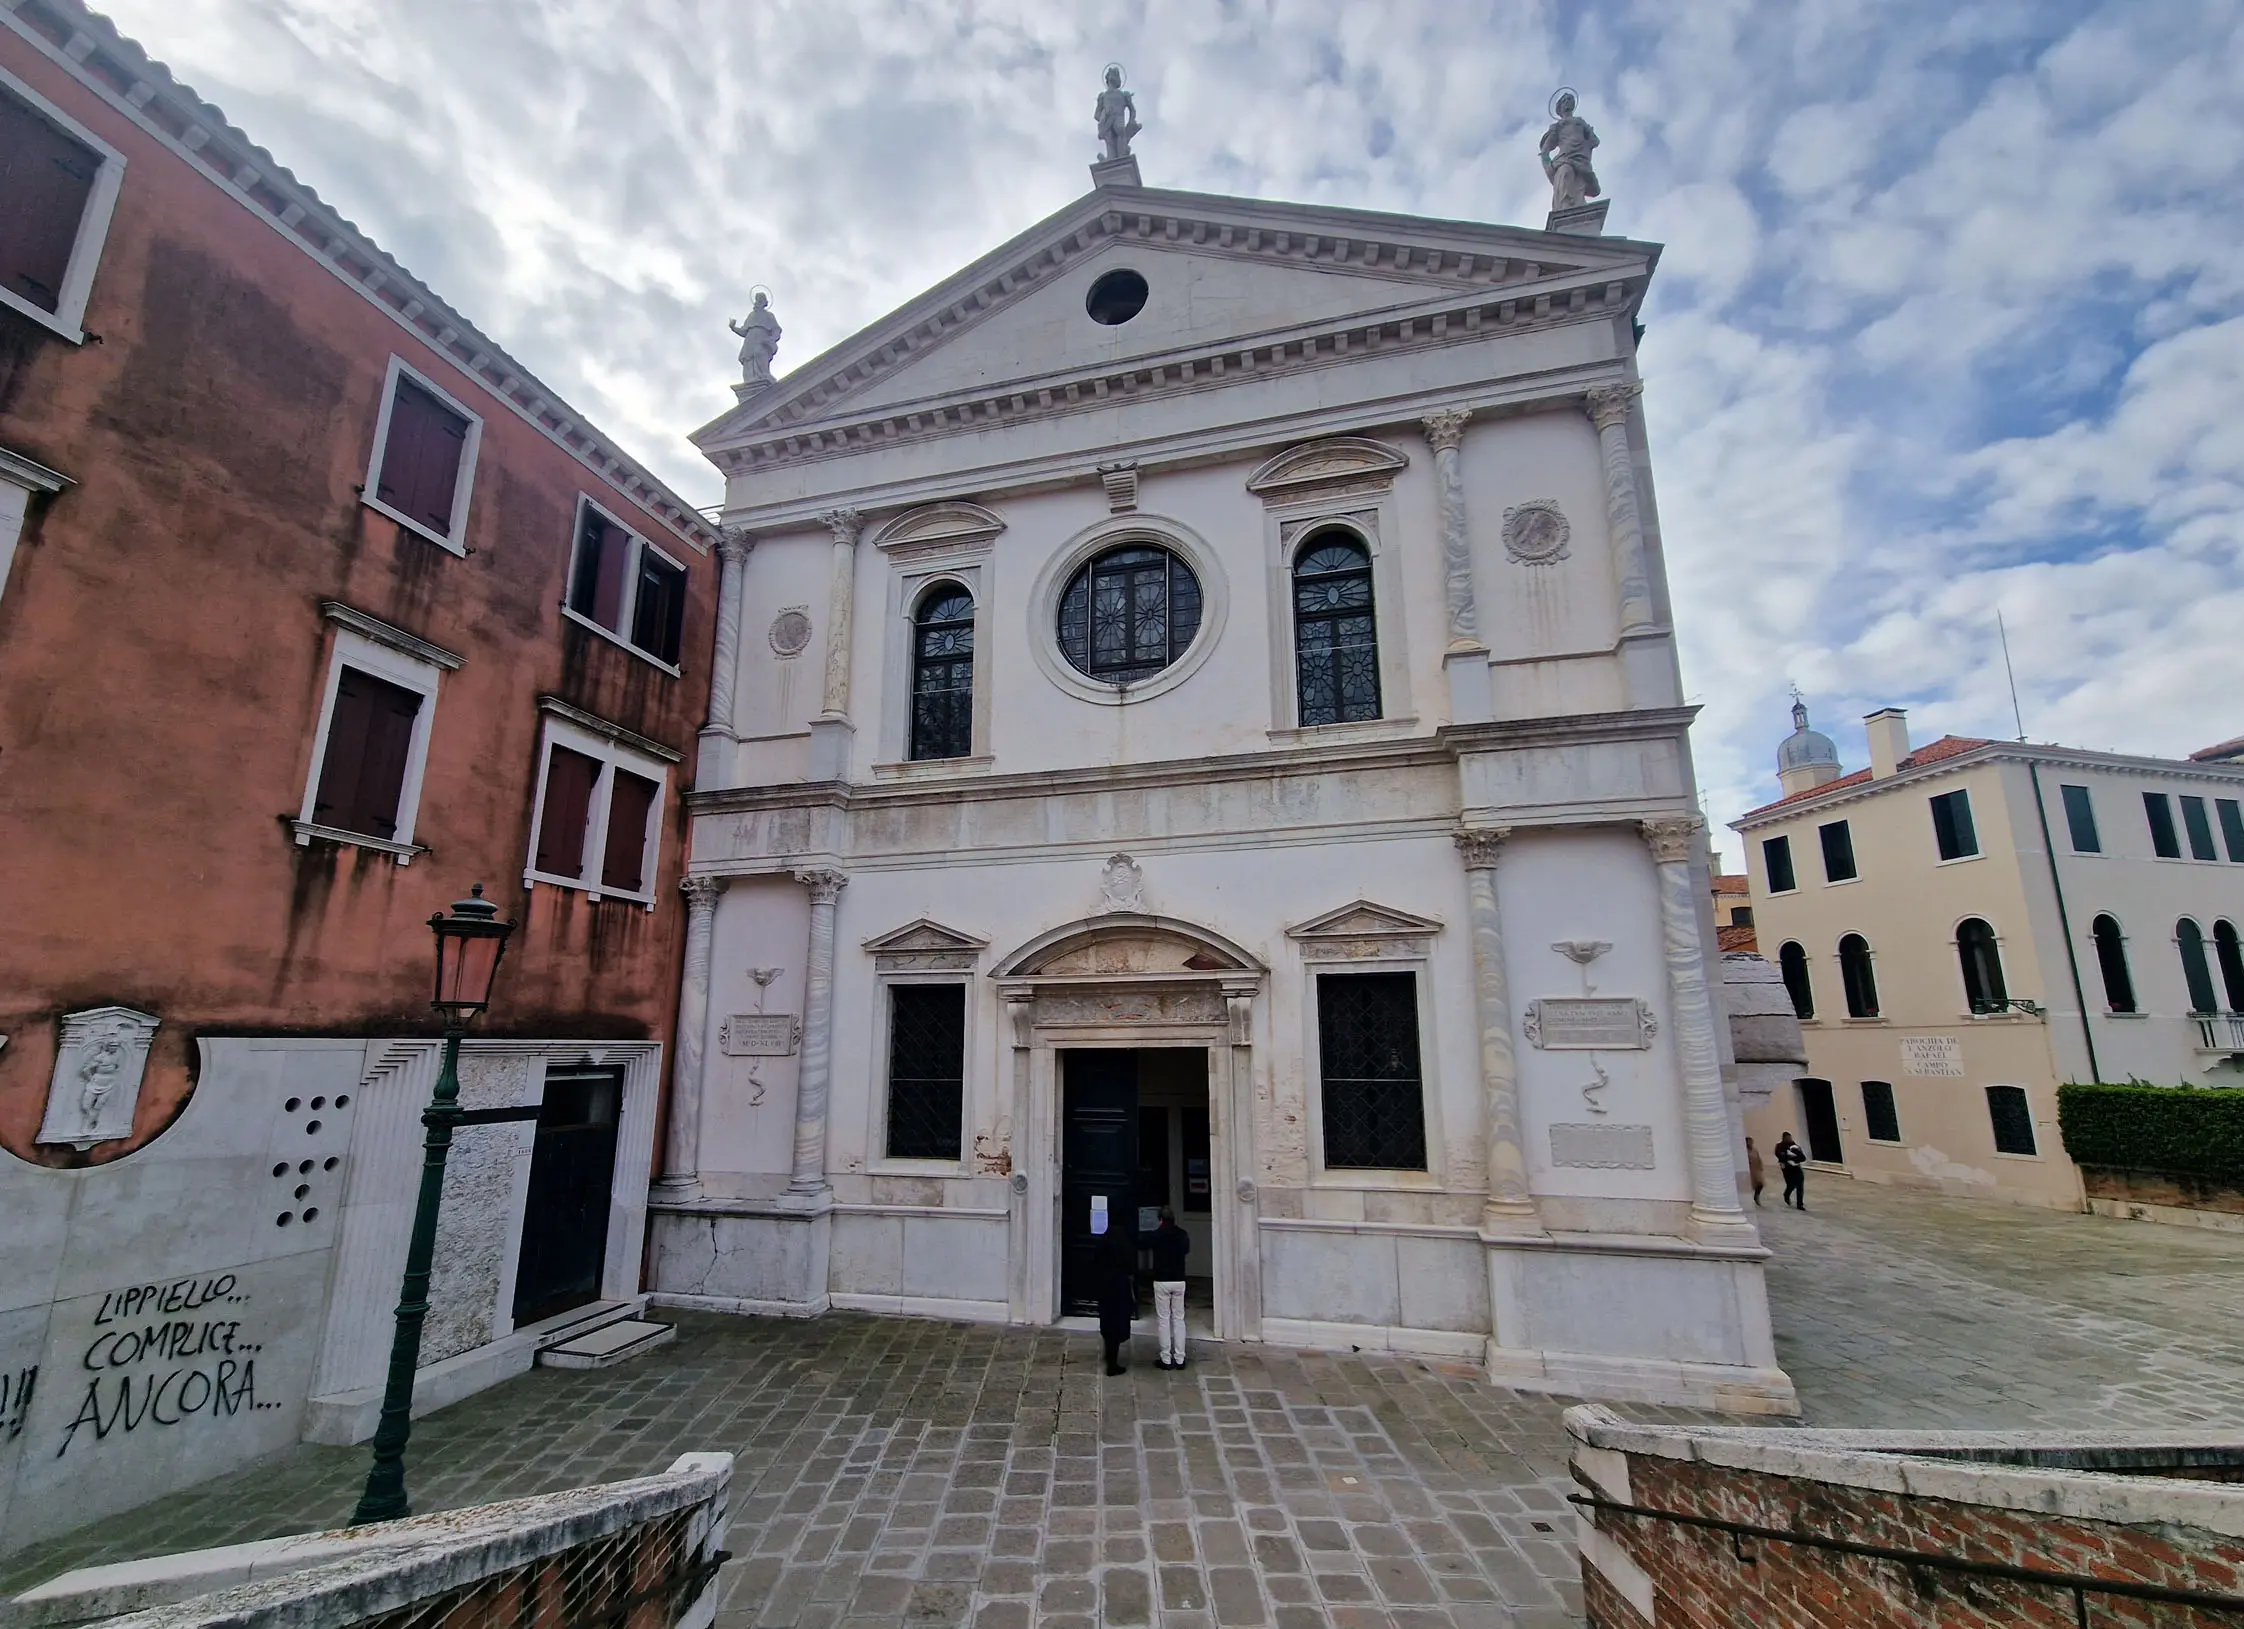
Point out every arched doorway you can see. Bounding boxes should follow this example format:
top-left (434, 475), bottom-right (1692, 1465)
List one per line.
top-left (992, 913), bottom-right (1266, 1339)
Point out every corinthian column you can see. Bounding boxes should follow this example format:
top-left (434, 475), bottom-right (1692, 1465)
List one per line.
top-left (1585, 385), bottom-right (1655, 635)
top-left (1456, 828), bottom-right (1538, 1231)
top-left (782, 867), bottom-right (848, 1203)
top-left (1641, 817), bottom-right (1752, 1239)
top-left (1423, 409), bottom-right (1494, 724)
top-left (697, 528), bottom-right (754, 790)
top-left (817, 509), bottom-right (863, 718)
top-left (654, 875), bottom-right (727, 1199)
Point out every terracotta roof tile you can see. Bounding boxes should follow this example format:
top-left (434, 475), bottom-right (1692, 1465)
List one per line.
top-left (1737, 735), bottom-right (1992, 821)
top-left (1716, 923), bottom-right (1761, 954)
top-left (2191, 734), bottom-right (2244, 763)
top-left (1712, 874), bottom-right (1750, 895)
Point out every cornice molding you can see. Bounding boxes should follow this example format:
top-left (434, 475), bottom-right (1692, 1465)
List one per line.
top-left (0, 445), bottom-right (73, 493)
top-left (536, 694), bottom-right (684, 764)
top-left (1731, 741), bottom-right (2244, 831)
top-left (3, 0), bottom-right (717, 556)
top-left (320, 600), bottom-right (463, 670)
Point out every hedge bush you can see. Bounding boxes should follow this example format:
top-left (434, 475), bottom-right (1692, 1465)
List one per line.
top-left (2058, 1082), bottom-right (2244, 1189)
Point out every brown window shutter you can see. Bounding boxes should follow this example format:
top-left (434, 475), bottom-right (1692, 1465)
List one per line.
top-left (313, 667), bottom-right (422, 838)
top-left (375, 378), bottom-right (468, 537)
top-left (570, 512), bottom-right (631, 632)
top-left (0, 90), bottom-right (100, 315)
top-left (599, 770), bottom-right (660, 892)
top-left (631, 551), bottom-right (686, 665)
top-left (534, 746), bottom-right (601, 878)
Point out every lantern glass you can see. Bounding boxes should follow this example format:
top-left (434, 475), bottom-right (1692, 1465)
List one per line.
top-left (428, 884), bottom-right (513, 1018)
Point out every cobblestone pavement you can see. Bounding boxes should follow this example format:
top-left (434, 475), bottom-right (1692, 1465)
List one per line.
top-left (10, 1182), bottom-right (2244, 1626)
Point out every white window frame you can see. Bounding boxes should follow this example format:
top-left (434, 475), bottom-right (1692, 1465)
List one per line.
top-left (561, 493), bottom-right (686, 674)
top-left (522, 710), bottom-right (672, 908)
top-left (1265, 509), bottom-right (1416, 739)
top-left (877, 562), bottom-right (993, 773)
top-left (1301, 958), bottom-right (1444, 1189)
top-left (0, 67), bottom-right (126, 344)
top-left (294, 625), bottom-right (450, 862)
top-left (870, 973), bottom-right (974, 1174)
top-left (362, 355), bottom-right (484, 556)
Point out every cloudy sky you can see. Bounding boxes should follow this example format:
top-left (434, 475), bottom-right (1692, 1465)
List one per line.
top-left (103, 0), bottom-right (2244, 853)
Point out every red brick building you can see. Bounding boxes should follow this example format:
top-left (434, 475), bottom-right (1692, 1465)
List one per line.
top-left (0, 0), bottom-right (723, 1544)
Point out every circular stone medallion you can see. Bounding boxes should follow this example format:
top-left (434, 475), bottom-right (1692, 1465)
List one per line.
top-left (1502, 499), bottom-right (1571, 565)
top-left (769, 608), bottom-right (813, 656)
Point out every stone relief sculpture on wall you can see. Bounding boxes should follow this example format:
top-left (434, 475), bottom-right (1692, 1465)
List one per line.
top-left (728, 291), bottom-right (782, 397)
top-left (1098, 852), bottom-right (1146, 913)
top-left (38, 1006), bottom-right (160, 1151)
top-left (1539, 90), bottom-right (1601, 211)
top-left (1095, 65), bottom-right (1141, 161)
top-left (1502, 499), bottom-right (1572, 565)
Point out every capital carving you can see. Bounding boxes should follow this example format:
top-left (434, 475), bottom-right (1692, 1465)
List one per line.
top-left (1639, 817), bottom-right (1703, 865)
top-left (1454, 826), bottom-right (1510, 871)
top-left (717, 526), bottom-right (755, 565)
top-left (1421, 408), bottom-right (1472, 454)
top-left (1585, 383), bottom-right (1642, 433)
top-left (680, 875), bottom-right (729, 909)
top-left (818, 508), bottom-right (865, 548)
top-left (793, 867), bottom-right (849, 905)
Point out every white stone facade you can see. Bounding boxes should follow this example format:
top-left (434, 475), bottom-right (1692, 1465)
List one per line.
top-left (658, 180), bottom-right (1792, 1413)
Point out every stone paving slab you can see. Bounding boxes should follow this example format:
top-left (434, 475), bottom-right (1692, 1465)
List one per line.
top-left (10, 1182), bottom-right (2244, 1626)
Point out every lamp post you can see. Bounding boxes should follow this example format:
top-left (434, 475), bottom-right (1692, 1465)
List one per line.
top-left (352, 883), bottom-right (514, 1526)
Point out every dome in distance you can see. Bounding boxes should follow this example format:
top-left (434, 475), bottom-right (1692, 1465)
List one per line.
top-left (1776, 696), bottom-right (1842, 794)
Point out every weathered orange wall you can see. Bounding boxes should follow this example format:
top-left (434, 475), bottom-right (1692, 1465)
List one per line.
top-left (0, 22), bottom-right (711, 1167)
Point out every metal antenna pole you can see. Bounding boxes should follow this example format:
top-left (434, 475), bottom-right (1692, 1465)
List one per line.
top-left (1998, 610), bottom-right (2026, 742)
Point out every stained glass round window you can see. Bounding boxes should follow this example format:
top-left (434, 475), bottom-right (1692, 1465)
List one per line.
top-left (1056, 544), bottom-right (1203, 684)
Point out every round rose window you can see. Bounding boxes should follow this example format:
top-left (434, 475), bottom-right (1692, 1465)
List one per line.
top-left (1056, 544), bottom-right (1202, 684)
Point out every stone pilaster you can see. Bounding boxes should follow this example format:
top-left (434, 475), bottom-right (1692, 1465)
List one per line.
top-left (653, 875), bottom-right (726, 1199)
top-left (782, 867), bottom-right (848, 1203)
top-left (1423, 409), bottom-right (1494, 724)
top-left (1585, 385), bottom-right (1655, 636)
top-left (809, 510), bottom-right (862, 780)
top-left (697, 529), bottom-right (753, 789)
top-left (1456, 827), bottom-right (1539, 1231)
top-left (1642, 817), bottom-right (1753, 1240)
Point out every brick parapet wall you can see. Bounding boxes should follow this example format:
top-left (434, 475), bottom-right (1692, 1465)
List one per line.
top-left (1567, 1407), bottom-right (2244, 1627)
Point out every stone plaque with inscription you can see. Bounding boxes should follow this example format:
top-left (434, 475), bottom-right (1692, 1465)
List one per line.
top-left (721, 1015), bottom-right (800, 1057)
top-left (1549, 1123), bottom-right (1657, 1170)
top-left (1524, 998), bottom-right (1654, 1050)
top-left (1901, 1036), bottom-right (1964, 1077)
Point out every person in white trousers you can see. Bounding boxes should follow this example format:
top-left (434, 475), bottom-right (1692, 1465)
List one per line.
top-left (1148, 1206), bottom-right (1192, 1370)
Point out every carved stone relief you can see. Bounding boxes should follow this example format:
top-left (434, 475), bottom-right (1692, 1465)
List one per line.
top-left (1523, 997), bottom-right (1656, 1050)
top-left (1034, 987), bottom-right (1227, 1027)
top-left (39, 1006), bottom-right (160, 1150)
top-left (1549, 1122), bottom-right (1655, 1170)
top-left (1098, 853), bottom-right (1146, 912)
top-left (1502, 499), bottom-right (1571, 565)
top-left (769, 607), bottom-right (813, 657)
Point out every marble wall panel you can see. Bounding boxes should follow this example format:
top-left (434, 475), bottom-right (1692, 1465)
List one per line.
top-left (830, 1213), bottom-right (904, 1296)
top-left (1517, 1250), bottom-right (1750, 1367)
top-left (900, 1216), bottom-right (1007, 1304)
top-left (1394, 1237), bottom-right (1490, 1333)
top-left (1260, 1228), bottom-right (1401, 1327)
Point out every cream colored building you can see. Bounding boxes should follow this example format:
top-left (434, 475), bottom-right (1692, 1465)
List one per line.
top-left (1731, 702), bottom-right (2244, 1208)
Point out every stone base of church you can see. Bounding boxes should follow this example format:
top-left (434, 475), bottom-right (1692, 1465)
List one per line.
top-left (647, 1200), bottom-right (834, 1317)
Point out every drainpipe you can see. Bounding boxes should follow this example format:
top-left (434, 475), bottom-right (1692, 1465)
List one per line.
top-left (2027, 760), bottom-right (2100, 1083)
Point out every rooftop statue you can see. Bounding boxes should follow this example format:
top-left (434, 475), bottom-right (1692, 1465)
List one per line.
top-left (728, 291), bottom-right (782, 393)
top-left (1539, 90), bottom-right (1601, 212)
top-left (1095, 65), bottom-right (1141, 162)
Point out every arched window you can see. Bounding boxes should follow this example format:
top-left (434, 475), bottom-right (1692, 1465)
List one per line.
top-left (2216, 921), bottom-right (2244, 1012)
top-left (1057, 543), bottom-right (1202, 684)
top-left (1777, 941), bottom-right (1815, 1020)
top-left (1839, 933), bottom-right (1880, 1018)
top-left (1292, 531), bottom-right (1380, 725)
top-left (2178, 919), bottom-right (2219, 1014)
top-left (2091, 915), bottom-right (2135, 1013)
top-left (1956, 918), bottom-right (2007, 1014)
top-left (908, 584), bottom-right (975, 761)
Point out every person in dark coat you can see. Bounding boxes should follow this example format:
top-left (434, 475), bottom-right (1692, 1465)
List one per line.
top-left (1775, 1130), bottom-right (1807, 1209)
top-left (1096, 1222), bottom-right (1137, 1375)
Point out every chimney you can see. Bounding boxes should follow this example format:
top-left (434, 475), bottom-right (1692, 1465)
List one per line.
top-left (1865, 708), bottom-right (1909, 779)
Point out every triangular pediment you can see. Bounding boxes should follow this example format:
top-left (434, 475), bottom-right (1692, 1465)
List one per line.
top-left (861, 918), bottom-right (990, 954)
top-left (1285, 900), bottom-right (1445, 940)
top-left (695, 186), bottom-right (1653, 460)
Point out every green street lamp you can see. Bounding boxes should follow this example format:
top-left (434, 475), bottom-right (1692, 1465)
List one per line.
top-left (352, 883), bottom-right (514, 1526)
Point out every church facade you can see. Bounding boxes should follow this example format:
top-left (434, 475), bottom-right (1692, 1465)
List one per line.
top-left (652, 141), bottom-right (1793, 1413)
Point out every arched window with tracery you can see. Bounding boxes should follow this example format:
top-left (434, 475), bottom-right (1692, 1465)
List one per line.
top-left (1955, 918), bottom-right (2007, 1014)
top-left (1839, 933), bottom-right (1880, 1018)
top-left (2179, 919), bottom-right (2220, 1014)
top-left (909, 584), bottom-right (974, 761)
top-left (1777, 941), bottom-right (1815, 1020)
top-left (2090, 915), bottom-right (2135, 1013)
top-left (2216, 921), bottom-right (2244, 1012)
top-left (1292, 530), bottom-right (1380, 725)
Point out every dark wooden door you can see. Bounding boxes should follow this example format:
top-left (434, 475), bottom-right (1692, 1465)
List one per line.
top-left (513, 1069), bottom-right (621, 1326)
top-left (1060, 1050), bottom-right (1137, 1317)
top-left (1798, 1078), bottom-right (1844, 1165)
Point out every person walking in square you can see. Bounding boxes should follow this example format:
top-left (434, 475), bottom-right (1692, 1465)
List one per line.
top-left (1149, 1206), bottom-right (1191, 1370)
top-left (1775, 1130), bottom-right (1807, 1209)
top-left (1745, 1136), bottom-right (1766, 1207)
top-left (1097, 1223), bottom-right (1137, 1376)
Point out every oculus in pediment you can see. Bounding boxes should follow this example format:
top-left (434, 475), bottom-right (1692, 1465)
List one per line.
top-left (1246, 437), bottom-right (1409, 507)
top-left (867, 501), bottom-right (1007, 557)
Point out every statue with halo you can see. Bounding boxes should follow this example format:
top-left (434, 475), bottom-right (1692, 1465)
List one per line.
top-left (1095, 64), bottom-right (1141, 162)
top-left (728, 290), bottom-right (781, 396)
top-left (1538, 89), bottom-right (1601, 212)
